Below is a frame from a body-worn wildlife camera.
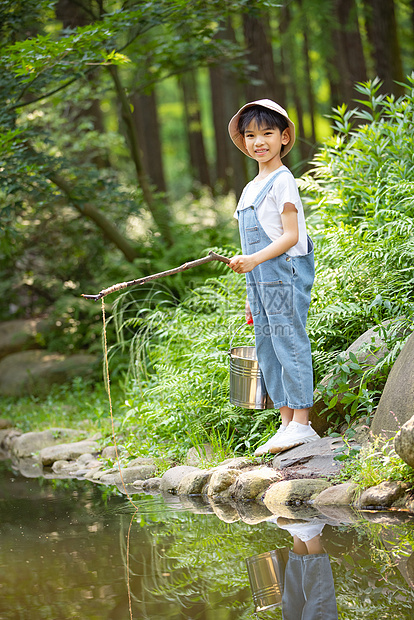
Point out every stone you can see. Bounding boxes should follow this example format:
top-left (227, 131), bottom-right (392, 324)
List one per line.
top-left (177, 470), bottom-right (213, 495)
top-left (0, 350), bottom-right (97, 397)
top-left (101, 446), bottom-right (117, 460)
top-left (371, 332), bottom-right (414, 437)
top-left (40, 440), bottom-right (99, 466)
top-left (0, 428), bottom-right (22, 451)
top-left (160, 466), bottom-right (201, 494)
top-left (313, 482), bottom-right (359, 506)
top-left (206, 468), bottom-right (241, 497)
top-left (218, 457), bottom-right (253, 470)
top-left (0, 318), bottom-right (49, 360)
top-left (394, 415), bottom-right (414, 468)
top-left (76, 453), bottom-right (95, 466)
top-left (272, 437), bottom-right (345, 477)
top-left (263, 479), bottom-right (330, 513)
top-left (232, 467), bottom-right (282, 501)
top-left (185, 444), bottom-right (214, 466)
top-left (0, 419), bottom-right (13, 429)
top-left (52, 460), bottom-right (80, 475)
top-left (310, 323), bottom-right (398, 435)
top-left (100, 465), bottom-right (157, 486)
top-left (357, 481), bottom-right (407, 508)
top-left (11, 428), bottom-right (81, 458)
top-left (126, 457), bottom-right (157, 468)
top-left (142, 477), bottom-right (161, 492)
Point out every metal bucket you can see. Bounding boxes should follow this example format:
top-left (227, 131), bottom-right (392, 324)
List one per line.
top-left (229, 324), bottom-right (273, 410)
top-left (245, 550), bottom-right (285, 613)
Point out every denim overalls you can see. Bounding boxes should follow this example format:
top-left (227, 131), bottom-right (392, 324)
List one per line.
top-left (237, 169), bottom-right (314, 410)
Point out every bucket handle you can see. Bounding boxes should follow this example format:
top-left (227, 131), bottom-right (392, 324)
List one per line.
top-left (228, 321), bottom-right (255, 355)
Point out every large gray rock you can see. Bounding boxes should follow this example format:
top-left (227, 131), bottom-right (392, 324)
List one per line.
top-left (0, 350), bottom-right (97, 396)
top-left (263, 479), bottom-right (330, 513)
top-left (232, 467), bottom-right (281, 501)
top-left (160, 466), bottom-right (201, 494)
top-left (310, 323), bottom-right (398, 435)
top-left (206, 468), bottom-right (241, 498)
top-left (40, 439), bottom-right (100, 466)
top-left (357, 481), bottom-right (407, 508)
top-left (272, 437), bottom-right (345, 477)
top-left (313, 482), bottom-right (359, 506)
top-left (99, 464), bottom-right (157, 486)
top-left (394, 415), bottom-right (414, 467)
top-left (177, 469), bottom-right (213, 495)
top-left (11, 428), bottom-right (81, 458)
top-left (0, 318), bottom-right (48, 360)
top-left (371, 331), bottom-right (414, 437)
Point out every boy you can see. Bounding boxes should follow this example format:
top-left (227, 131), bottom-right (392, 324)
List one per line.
top-left (227, 99), bottom-right (319, 456)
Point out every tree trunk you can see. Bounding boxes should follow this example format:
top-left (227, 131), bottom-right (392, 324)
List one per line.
top-left (131, 89), bottom-right (167, 193)
top-left (47, 170), bottom-right (140, 263)
top-left (297, 0), bottom-right (316, 146)
top-left (56, 0), bottom-right (110, 168)
top-left (362, 0), bottom-right (405, 96)
top-left (209, 62), bottom-right (232, 192)
top-left (242, 4), bottom-right (286, 106)
top-left (179, 70), bottom-right (212, 188)
top-left (279, 4), bottom-right (308, 166)
top-left (209, 19), bottom-right (249, 198)
top-left (108, 65), bottom-right (175, 246)
top-left (329, 0), bottom-right (367, 106)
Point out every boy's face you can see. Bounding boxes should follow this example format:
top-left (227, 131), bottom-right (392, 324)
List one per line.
top-left (242, 120), bottom-right (290, 167)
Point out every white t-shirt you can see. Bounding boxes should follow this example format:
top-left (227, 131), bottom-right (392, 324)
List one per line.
top-left (234, 166), bottom-right (308, 257)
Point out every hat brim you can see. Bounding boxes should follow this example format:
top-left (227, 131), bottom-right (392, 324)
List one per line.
top-left (228, 99), bottom-right (295, 159)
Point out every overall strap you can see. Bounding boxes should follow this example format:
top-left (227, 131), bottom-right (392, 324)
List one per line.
top-left (252, 168), bottom-right (288, 208)
top-left (236, 167), bottom-right (288, 212)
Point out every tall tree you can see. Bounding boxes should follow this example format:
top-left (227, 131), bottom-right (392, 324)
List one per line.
top-left (242, 3), bottom-right (285, 105)
top-left (179, 70), bottom-right (211, 188)
top-left (131, 90), bottom-right (167, 194)
top-left (209, 21), bottom-right (248, 196)
top-left (329, 0), bottom-right (368, 106)
top-left (362, 0), bottom-right (405, 96)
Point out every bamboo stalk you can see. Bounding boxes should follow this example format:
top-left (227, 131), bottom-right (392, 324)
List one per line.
top-left (81, 251), bottom-right (230, 301)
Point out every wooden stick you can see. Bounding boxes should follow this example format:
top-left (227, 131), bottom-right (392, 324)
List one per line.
top-left (81, 251), bottom-right (231, 301)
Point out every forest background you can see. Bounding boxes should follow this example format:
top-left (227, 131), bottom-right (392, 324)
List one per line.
top-left (1, 0), bottom-right (414, 462)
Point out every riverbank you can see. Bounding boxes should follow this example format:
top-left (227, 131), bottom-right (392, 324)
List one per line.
top-left (2, 420), bottom-right (413, 521)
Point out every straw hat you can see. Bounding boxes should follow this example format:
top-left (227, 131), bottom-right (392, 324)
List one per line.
top-left (228, 98), bottom-right (295, 158)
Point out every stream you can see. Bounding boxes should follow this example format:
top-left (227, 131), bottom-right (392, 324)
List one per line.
top-left (1, 462), bottom-right (414, 619)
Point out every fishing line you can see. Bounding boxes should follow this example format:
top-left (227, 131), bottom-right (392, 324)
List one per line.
top-left (102, 298), bottom-right (138, 620)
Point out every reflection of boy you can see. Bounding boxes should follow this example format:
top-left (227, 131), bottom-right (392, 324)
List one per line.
top-left (276, 518), bottom-right (338, 620)
top-left (227, 100), bottom-right (320, 456)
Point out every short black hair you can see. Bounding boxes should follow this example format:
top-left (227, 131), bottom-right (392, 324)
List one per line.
top-left (238, 105), bottom-right (289, 136)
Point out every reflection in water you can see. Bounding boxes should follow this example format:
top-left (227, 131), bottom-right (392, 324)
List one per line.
top-left (246, 517), bottom-right (338, 619)
top-left (1, 464), bottom-right (414, 619)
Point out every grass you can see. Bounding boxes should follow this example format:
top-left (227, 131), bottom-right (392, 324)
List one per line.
top-left (2, 376), bottom-right (123, 437)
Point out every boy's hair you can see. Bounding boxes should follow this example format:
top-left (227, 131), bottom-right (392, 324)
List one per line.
top-left (238, 105), bottom-right (289, 138)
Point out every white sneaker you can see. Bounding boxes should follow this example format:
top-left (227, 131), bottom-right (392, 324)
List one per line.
top-left (268, 421), bottom-right (320, 454)
top-left (254, 425), bottom-right (287, 457)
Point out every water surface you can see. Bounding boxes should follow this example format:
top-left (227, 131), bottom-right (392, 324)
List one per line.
top-left (1, 463), bottom-right (414, 619)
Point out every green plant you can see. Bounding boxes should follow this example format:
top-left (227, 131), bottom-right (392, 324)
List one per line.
top-left (333, 433), bottom-right (414, 488)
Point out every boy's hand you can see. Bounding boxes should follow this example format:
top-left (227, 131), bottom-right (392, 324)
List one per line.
top-left (228, 254), bottom-right (257, 273)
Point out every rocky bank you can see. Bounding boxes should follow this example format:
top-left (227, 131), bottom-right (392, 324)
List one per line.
top-left (2, 418), bottom-right (414, 523)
